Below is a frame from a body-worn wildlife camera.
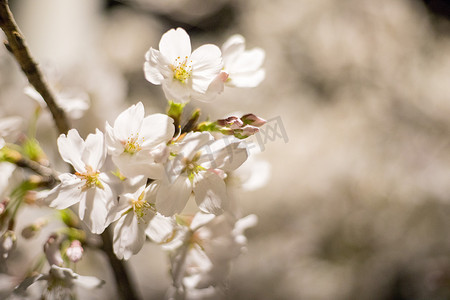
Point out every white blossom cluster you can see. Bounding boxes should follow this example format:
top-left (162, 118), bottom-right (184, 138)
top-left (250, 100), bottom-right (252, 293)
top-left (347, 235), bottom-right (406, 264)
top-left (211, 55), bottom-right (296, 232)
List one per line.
top-left (0, 27), bottom-right (266, 299)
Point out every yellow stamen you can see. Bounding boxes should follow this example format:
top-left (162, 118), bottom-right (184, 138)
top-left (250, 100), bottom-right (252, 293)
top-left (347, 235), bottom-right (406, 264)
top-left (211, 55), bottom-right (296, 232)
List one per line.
top-left (123, 133), bottom-right (143, 154)
top-left (75, 165), bottom-right (104, 191)
top-left (171, 56), bottom-right (192, 83)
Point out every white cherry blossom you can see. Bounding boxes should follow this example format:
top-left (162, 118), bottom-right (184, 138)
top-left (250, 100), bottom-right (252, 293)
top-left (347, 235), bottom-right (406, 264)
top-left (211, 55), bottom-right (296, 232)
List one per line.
top-left (156, 132), bottom-right (248, 216)
top-left (107, 181), bottom-right (176, 260)
top-left (221, 34), bottom-right (265, 88)
top-left (105, 102), bottom-right (174, 179)
top-left (24, 86), bottom-right (90, 120)
top-left (144, 28), bottom-right (223, 103)
top-left (43, 129), bottom-right (116, 234)
top-left (165, 212), bottom-right (257, 299)
top-left (14, 265), bottom-right (104, 299)
top-left (107, 183), bottom-right (156, 260)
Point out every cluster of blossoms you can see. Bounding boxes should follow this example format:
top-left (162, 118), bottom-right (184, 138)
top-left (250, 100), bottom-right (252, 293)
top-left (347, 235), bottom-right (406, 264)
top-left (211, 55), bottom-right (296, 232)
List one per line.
top-left (0, 27), bottom-right (266, 299)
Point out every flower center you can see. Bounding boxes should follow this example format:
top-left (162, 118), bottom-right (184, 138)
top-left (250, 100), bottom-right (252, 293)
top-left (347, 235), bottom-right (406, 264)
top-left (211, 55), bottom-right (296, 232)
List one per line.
top-left (131, 190), bottom-right (154, 221)
top-left (171, 56), bottom-right (192, 83)
top-left (123, 133), bottom-right (143, 154)
top-left (75, 165), bottom-right (104, 191)
top-left (182, 151), bottom-right (205, 182)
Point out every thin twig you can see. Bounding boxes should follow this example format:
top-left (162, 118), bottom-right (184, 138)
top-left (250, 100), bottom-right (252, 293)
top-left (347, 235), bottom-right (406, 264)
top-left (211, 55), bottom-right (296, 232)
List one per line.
top-left (0, 0), bottom-right (69, 135)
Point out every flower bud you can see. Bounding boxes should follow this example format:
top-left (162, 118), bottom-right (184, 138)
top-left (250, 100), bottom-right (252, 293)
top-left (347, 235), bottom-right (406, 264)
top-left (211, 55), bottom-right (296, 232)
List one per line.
top-left (21, 218), bottom-right (48, 239)
top-left (66, 240), bottom-right (84, 263)
top-left (234, 125), bottom-right (259, 139)
top-left (0, 230), bottom-right (16, 259)
top-left (240, 125), bottom-right (259, 135)
top-left (241, 114), bottom-right (266, 127)
top-left (24, 190), bottom-right (37, 205)
top-left (44, 234), bottom-right (63, 266)
top-left (217, 116), bottom-right (244, 129)
top-left (0, 198), bottom-right (9, 215)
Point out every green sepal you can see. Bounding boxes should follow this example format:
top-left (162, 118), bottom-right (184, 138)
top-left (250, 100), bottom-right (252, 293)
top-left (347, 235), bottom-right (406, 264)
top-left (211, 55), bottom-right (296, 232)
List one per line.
top-left (196, 121), bottom-right (220, 132)
top-left (59, 209), bottom-right (80, 229)
top-left (22, 138), bottom-right (46, 163)
top-left (167, 100), bottom-right (186, 128)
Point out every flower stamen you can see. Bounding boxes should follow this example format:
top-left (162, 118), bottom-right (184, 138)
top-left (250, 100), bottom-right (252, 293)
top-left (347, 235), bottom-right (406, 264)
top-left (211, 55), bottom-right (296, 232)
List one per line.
top-left (131, 190), bottom-right (154, 222)
top-left (75, 165), bottom-right (104, 191)
top-left (123, 133), bottom-right (143, 154)
top-left (171, 56), bottom-right (192, 83)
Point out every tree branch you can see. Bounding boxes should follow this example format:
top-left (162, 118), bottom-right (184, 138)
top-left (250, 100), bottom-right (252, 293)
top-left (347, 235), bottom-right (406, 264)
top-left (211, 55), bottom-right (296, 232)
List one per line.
top-left (0, 0), bottom-right (69, 135)
top-left (100, 228), bottom-right (141, 300)
top-left (0, 1), bottom-right (140, 299)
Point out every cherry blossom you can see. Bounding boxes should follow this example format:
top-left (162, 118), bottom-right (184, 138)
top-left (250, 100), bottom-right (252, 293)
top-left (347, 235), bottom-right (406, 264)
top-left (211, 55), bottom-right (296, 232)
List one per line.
top-left (105, 102), bottom-right (174, 179)
top-left (14, 265), bottom-right (104, 299)
top-left (221, 34), bottom-right (265, 88)
top-left (43, 129), bottom-right (116, 234)
top-left (144, 28), bottom-right (223, 103)
top-left (156, 132), bottom-right (248, 216)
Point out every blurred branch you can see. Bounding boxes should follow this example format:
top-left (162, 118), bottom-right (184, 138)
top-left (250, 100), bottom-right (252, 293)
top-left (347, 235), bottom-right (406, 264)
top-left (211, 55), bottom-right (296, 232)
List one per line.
top-left (0, 0), bottom-right (70, 135)
top-left (100, 228), bottom-right (141, 300)
top-left (0, 1), bottom-right (139, 299)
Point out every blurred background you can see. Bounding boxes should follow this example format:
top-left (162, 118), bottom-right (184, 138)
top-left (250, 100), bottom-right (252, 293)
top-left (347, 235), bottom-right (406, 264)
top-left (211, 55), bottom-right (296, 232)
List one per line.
top-left (2, 0), bottom-right (450, 299)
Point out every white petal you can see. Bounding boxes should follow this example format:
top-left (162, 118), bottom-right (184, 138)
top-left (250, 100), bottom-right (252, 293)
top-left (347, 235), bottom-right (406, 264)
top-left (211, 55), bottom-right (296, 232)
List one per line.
top-left (233, 214), bottom-right (258, 237)
top-left (202, 138), bottom-right (248, 171)
top-left (46, 174), bottom-right (84, 209)
top-left (159, 28), bottom-right (191, 64)
top-left (193, 172), bottom-right (227, 215)
top-left (74, 274), bottom-right (105, 289)
top-left (162, 79), bottom-right (191, 103)
top-left (227, 69), bottom-right (266, 88)
top-left (190, 71), bottom-right (227, 103)
top-left (178, 132), bottom-right (214, 161)
top-left (144, 48), bottom-right (170, 84)
top-left (81, 184), bottom-right (115, 234)
top-left (156, 176), bottom-right (192, 216)
top-left (113, 212), bottom-right (146, 260)
top-left (190, 44), bottom-right (223, 93)
top-left (145, 213), bottom-right (176, 243)
top-left (57, 129), bottom-right (85, 172)
top-left (82, 129), bottom-right (106, 171)
top-left (113, 102), bottom-right (145, 143)
top-left (105, 121), bottom-right (123, 156)
top-left (190, 212), bottom-right (215, 231)
top-left (0, 115), bottom-right (23, 139)
top-left (111, 151), bottom-right (165, 179)
top-left (221, 34), bottom-right (245, 59)
top-left (24, 86), bottom-right (46, 107)
top-left (140, 113), bottom-right (174, 148)
top-left (106, 193), bottom-right (132, 225)
top-left (226, 48), bottom-right (265, 74)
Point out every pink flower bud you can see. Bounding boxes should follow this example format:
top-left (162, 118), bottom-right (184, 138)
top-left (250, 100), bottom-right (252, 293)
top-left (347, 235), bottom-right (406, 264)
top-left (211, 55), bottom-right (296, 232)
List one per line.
top-left (241, 114), bottom-right (266, 127)
top-left (66, 240), bottom-right (84, 263)
top-left (240, 125), bottom-right (259, 136)
top-left (217, 116), bottom-right (244, 129)
top-left (0, 198), bottom-right (9, 215)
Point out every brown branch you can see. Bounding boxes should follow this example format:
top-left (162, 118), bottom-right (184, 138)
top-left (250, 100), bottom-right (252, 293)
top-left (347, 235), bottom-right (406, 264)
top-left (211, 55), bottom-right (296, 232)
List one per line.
top-left (100, 228), bottom-right (141, 300)
top-left (0, 2), bottom-right (140, 299)
top-left (0, 0), bottom-right (70, 135)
